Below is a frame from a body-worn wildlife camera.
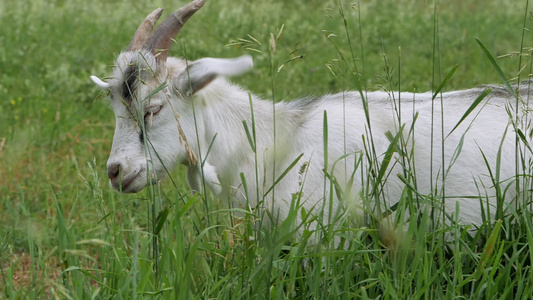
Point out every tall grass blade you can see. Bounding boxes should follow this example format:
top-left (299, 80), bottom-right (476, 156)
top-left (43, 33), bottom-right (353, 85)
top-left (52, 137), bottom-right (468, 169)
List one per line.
top-left (142, 82), bottom-right (168, 102)
top-left (473, 220), bottom-right (502, 280)
top-left (432, 64), bottom-right (459, 100)
top-left (475, 38), bottom-right (517, 98)
top-left (516, 128), bottom-right (533, 154)
top-left (447, 87), bottom-right (492, 136)
top-left (372, 127), bottom-right (403, 199)
top-left (263, 153), bottom-right (304, 197)
top-left (242, 120), bottom-right (256, 152)
top-left (154, 207), bottom-right (170, 235)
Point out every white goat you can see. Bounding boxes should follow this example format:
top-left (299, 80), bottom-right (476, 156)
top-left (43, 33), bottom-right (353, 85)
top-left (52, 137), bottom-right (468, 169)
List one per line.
top-left (91, 0), bottom-right (529, 230)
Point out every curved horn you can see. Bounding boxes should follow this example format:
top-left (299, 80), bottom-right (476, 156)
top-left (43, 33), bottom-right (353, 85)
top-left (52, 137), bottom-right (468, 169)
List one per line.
top-left (128, 8), bottom-right (164, 51)
top-left (145, 0), bottom-right (205, 62)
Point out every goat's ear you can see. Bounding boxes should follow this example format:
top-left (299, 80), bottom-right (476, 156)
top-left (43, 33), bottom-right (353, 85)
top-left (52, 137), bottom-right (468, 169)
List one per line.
top-left (174, 55), bottom-right (253, 96)
top-left (90, 75), bottom-right (111, 90)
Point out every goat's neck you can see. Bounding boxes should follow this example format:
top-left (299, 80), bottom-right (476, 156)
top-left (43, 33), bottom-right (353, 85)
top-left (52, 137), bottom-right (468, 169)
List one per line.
top-left (178, 78), bottom-right (282, 163)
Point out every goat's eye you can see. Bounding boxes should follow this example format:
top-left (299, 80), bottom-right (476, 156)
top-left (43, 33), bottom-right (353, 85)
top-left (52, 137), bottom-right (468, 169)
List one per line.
top-left (144, 105), bottom-right (162, 122)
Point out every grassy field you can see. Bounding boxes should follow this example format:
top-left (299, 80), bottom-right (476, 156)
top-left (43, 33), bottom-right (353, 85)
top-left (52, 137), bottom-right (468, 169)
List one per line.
top-left (1, 0), bottom-right (533, 298)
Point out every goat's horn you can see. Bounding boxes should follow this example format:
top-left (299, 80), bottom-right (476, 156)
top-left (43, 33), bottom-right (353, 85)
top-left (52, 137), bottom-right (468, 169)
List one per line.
top-left (145, 0), bottom-right (205, 62)
top-left (128, 8), bottom-right (164, 51)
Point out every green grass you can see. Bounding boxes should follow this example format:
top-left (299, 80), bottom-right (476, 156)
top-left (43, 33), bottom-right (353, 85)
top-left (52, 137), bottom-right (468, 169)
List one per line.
top-left (1, 0), bottom-right (533, 298)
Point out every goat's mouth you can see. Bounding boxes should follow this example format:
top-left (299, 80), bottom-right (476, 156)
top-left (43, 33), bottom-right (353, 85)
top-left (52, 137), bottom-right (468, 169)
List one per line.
top-left (111, 168), bottom-right (145, 193)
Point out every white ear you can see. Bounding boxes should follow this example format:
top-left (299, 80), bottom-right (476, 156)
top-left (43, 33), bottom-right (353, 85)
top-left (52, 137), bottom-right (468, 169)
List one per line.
top-left (192, 55), bottom-right (253, 77)
top-left (90, 75), bottom-right (111, 89)
top-left (175, 55), bottom-right (253, 96)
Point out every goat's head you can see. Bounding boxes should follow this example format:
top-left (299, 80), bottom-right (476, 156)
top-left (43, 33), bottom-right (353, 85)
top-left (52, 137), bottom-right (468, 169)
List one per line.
top-left (91, 0), bottom-right (252, 193)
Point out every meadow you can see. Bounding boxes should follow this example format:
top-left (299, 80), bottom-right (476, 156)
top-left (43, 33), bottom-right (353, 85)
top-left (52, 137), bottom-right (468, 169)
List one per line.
top-left (1, 0), bottom-right (533, 298)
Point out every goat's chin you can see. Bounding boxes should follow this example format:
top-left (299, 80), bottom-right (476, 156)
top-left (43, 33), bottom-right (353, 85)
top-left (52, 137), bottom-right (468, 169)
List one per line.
top-left (114, 184), bottom-right (145, 193)
top-left (110, 171), bottom-right (148, 193)
top-left (111, 181), bottom-right (146, 193)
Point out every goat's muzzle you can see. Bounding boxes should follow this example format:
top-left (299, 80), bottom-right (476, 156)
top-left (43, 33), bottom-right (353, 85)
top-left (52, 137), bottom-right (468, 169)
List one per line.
top-left (107, 161), bottom-right (145, 193)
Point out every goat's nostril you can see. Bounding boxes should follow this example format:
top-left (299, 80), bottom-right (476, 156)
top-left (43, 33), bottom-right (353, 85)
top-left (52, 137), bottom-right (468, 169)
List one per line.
top-left (108, 163), bottom-right (121, 180)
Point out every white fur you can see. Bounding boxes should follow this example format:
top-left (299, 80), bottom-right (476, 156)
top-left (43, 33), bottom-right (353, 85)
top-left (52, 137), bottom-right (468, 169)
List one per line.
top-left (91, 51), bottom-right (530, 229)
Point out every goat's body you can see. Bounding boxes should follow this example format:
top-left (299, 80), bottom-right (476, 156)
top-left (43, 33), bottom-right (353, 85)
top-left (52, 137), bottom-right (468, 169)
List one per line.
top-left (91, 0), bottom-right (530, 234)
top-left (179, 68), bottom-right (523, 225)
